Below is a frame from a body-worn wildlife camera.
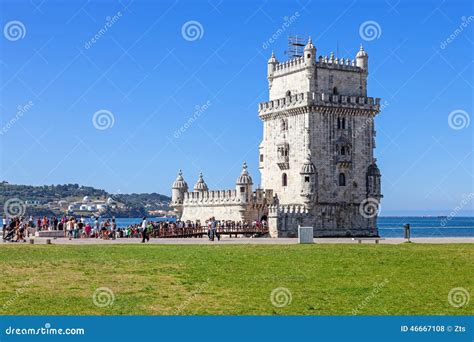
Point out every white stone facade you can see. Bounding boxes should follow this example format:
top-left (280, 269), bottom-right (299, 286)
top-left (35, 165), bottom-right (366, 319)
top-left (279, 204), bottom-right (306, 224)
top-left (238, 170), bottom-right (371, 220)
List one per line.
top-left (171, 38), bottom-right (382, 237)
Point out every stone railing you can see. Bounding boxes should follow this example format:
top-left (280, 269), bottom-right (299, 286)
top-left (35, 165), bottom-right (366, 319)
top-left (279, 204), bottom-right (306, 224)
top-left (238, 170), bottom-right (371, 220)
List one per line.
top-left (268, 204), bottom-right (309, 215)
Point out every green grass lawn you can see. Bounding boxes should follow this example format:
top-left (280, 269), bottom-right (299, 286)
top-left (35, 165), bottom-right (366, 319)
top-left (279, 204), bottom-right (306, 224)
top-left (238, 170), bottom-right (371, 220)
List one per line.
top-left (0, 243), bottom-right (472, 315)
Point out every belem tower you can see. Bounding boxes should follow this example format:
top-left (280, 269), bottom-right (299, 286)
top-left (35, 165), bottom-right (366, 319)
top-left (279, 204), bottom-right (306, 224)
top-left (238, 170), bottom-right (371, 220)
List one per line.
top-left (171, 37), bottom-right (383, 237)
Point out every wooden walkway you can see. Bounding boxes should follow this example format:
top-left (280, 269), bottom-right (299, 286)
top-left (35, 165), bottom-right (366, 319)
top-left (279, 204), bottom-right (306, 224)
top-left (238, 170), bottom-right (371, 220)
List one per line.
top-left (152, 226), bottom-right (269, 238)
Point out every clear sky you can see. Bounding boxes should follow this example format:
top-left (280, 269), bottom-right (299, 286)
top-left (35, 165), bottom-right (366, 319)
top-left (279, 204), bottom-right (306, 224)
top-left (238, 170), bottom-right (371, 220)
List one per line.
top-left (0, 0), bottom-right (472, 215)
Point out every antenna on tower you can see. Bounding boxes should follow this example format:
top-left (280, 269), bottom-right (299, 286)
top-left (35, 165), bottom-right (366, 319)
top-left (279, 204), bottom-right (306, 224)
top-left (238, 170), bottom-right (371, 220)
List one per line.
top-left (285, 35), bottom-right (306, 59)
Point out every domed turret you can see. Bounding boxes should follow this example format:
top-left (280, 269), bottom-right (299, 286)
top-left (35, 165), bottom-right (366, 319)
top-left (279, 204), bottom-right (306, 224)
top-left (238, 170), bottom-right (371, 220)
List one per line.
top-left (236, 162), bottom-right (253, 185)
top-left (236, 162), bottom-right (253, 203)
top-left (300, 154), bottom-right (317, 207)
top-left (356, 44), bottom-right (368, 71)
top-left (304, 36), bottom-right (316, 67)
top-left (172, 170), bottom-right (188, 190)
top-left (366, 161), bottom-right (382, 199)
top-left (193, 172), bottom-right (208, 192)
top-left (171, 170), bottom-right (188, 206)
top-left (267, 51), bottom-right (278, 82)
top-left (300, 154), bottom-right (316, 175)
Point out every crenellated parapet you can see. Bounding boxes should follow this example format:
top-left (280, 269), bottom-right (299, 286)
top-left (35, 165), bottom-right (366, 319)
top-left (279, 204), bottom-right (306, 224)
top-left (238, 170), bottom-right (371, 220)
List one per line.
top-left (317, 54), bottom-right (360, 71)
top-left (183, 189), bottom-right (239, 204)
top-left (258, 92), bottom-right (380, 118)
top-left (183, 188), bottom-right (274, 206)
top-left (272, 56), bottom-right (306, 76)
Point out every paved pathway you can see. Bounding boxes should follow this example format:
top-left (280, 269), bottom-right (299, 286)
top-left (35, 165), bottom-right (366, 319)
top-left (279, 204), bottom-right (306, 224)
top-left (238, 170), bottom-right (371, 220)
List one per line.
top-left (2, 237), bottom-right (473, 245)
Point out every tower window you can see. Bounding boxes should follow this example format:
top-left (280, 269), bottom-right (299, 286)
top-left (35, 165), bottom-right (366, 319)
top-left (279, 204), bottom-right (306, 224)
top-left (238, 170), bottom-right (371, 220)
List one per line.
top-left (260, 154), bottom-right (264, 162)
top-left (286, 90), bottom-right (291, 97)
top-left (341, 146), bottom-right (345, 155)
top-left (342, 118), bottom-right (346, 129)
top-left (281, 118), bottom-right (288, 131)
top-left (337, 118), bottom-right (341, 129)
top-left (304, 176), bottom-right (310, 182)
top-left (338, 173), bottom-right (346, 186)
top-left (333, 87), bottom-right (338, 95)
top-left (282, 173), bottom-right (288, 187)
top-left (240, 186), bottom-right (245, 193)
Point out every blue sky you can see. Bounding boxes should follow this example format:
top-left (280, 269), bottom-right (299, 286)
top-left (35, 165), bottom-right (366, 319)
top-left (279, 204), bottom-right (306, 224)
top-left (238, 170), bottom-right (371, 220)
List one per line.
top-left (0, 0), bottom-right (472, 215)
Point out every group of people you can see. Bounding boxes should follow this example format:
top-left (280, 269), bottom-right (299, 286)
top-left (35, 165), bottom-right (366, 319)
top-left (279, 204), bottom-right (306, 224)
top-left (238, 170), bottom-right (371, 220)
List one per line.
top-left (2, 215), bottom-right (268, 243)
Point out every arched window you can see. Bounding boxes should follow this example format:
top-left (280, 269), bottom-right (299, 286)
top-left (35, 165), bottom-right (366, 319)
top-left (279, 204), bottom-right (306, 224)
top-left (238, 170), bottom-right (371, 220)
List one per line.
top-left (341, 146), bottom-right (345, 155)
top-left (338, 173), bottom-right (346, 186)
top-left (281, 118), bottom-right (288, 131)
top-left (282, 173), bottom-right (288, 187)
top-left (342, 118), bottom-right (346, 129)
top-left (337, 118), bottom-right (341, 129)
top-left (333, 87), bottom-right (338, 95)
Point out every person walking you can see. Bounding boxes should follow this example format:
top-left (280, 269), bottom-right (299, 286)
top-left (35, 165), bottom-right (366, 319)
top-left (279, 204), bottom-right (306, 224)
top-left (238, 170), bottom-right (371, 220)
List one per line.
top-left (141, 217), bottom-right (149, 243)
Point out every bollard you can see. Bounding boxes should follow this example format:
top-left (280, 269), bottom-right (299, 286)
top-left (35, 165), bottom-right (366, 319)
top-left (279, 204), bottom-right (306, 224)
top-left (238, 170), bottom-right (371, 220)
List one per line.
top-left (29, 238), bottom-right (34, 245)
top-left (403, 224), bottom-right (411, 243)
top-left (46, 239), bottom-right (51, 245)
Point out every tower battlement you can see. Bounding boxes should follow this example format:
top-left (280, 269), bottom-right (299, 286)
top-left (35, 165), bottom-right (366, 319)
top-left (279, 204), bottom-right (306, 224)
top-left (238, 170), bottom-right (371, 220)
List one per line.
top-left (258, 92), bottom-right (380, 117)
top-left (272, 56), bottom-right (306, 76)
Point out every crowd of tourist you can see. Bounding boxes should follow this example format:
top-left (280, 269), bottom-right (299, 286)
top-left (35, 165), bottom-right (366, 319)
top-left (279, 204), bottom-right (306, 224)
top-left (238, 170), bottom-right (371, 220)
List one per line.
top-left (2, 215), bottom-right (268, 243)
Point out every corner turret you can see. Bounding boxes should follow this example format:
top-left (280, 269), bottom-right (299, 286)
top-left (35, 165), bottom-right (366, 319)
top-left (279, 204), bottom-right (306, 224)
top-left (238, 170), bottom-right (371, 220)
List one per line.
top-left (193, 172), bottom-right (208, 192)
top-left (356, 44), bottom-right (368, 71)
top-left (236, 162), bottom-right (253, 203)
top-left (267, 51), bottom-right (278, 87)
top-left (171, 170), bottom-right (188, 218)
top-left (300, 154), bottom-right (317, 207)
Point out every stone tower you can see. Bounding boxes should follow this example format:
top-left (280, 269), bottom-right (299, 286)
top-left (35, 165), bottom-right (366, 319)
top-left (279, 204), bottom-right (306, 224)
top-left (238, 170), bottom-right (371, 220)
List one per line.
top-left (259, 38), bottom-right (382, 237)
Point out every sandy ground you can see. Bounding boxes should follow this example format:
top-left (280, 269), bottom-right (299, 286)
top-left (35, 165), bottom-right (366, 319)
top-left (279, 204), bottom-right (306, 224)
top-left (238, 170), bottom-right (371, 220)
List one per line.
top-left (2, 236), bottom-right (473, 245)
